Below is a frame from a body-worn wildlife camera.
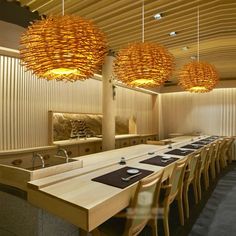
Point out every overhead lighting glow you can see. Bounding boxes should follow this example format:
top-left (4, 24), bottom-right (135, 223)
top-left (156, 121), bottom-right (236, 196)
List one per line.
top-left (182, 46), bottom-right (189, 51)
top-left (154, 13), bottom-right (162, 20)
top-left (169, 31), bottom-right (177, 36)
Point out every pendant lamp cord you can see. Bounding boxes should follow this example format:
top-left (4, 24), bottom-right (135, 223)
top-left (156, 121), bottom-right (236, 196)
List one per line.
top-left (62, 0), bottom-right (65, 16)
top-left (197, 5), bottom-right (199, 62)
top-left (142, 0), bottom-right (144, 42)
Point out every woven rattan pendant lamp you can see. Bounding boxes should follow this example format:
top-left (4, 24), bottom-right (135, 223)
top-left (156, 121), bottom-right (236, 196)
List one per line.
top-left (114, 0), bottom-right (174, 88)
top-left (19, 0), bottom-right (107, 82)
top-left (179, 5), bottom-right (219, 93)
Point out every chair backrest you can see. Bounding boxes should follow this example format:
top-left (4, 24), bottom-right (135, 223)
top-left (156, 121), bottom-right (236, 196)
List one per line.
top-left (217, 138), bottom-right (229, 160)
top-left (200, 146), bottom-right (209, 171)
top-left (206, 143), bottom-right (215, 167)
top-left (169, 159), bottom-right (187, 198)
top-left (225, 137), bottom-right (235, 153)
top-left (226, 137), bottom-right (235, 156)
top-left (213, 140), bottom-right (221, 161)
top-left (188, 153), bottom-right (201, 181)
top-left (124, 170), bottom-right (164, 236)
top-left (219, 138), bottom-right (228, 152)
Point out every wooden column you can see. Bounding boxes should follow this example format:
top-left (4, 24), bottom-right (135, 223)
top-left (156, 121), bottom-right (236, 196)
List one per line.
top-left (102, 51), bottom-right (116, 151)
top-left (152, 94), bottom-right (159, 136)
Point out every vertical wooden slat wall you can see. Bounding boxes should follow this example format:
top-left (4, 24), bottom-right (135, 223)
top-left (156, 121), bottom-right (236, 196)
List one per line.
top-left (160, 89), bottom-right (236, 138)
top-left (0, 55), bottom-right (157, 150)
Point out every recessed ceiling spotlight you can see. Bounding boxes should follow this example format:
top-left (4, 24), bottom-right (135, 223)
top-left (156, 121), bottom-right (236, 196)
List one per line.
top-left (190, 56), bottom-right (197, 60)
top-left (154, 13), bottom-right (162, 20)
top-left (182, 46), bottom-right (189, 51)
top-left (169, 31), bottom-right (177, 36)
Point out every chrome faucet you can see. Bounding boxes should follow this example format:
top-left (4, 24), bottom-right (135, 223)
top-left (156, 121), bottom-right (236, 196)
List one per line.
top-left (56, 148), bottom-right (69, 163)
top-left (32, 153), bottom-right (45, 168)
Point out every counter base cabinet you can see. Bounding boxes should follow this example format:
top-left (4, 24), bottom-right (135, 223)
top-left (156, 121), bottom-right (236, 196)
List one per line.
top-left (117, 139), bottom-right (130, 148)
top-left (145, 135), bottom-right (158, 142)
top-left (78, 143), bottom-right (97, 156)
top-left (130, 138), bottom-right (141, 146)
top-left (57, 134), bottom-right (158, 158)
top-left (95, 142), bottom-right (103, 153)
top-left (0, 191), bottom-right (79, 236)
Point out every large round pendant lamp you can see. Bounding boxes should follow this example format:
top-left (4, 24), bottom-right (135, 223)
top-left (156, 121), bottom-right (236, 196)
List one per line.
top-left (114, 42), bottom-right (174, 87)
top-left (20, 9), bottom-right (107, 82)
top-left (114, 1), bottom-right (174, 88)
top-left (179, 61), bottom-right (219, 93)
top-left (179, 6), bottom-right (218, 92)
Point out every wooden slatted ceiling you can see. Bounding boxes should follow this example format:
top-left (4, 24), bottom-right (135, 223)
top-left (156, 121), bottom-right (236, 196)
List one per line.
top-left (17, 0), bottom-right (236, 84)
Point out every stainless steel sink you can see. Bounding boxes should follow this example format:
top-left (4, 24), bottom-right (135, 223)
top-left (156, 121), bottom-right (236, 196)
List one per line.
top-left (26, 157), bottom-right (76, 170)
top-left (0, 154), bottom-right (78, 171)
top-left (0, 155), bottom-right (83, 190)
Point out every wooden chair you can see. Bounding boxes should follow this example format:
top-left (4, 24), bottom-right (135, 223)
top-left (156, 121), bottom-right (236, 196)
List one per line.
top-left (209, 141), bottom-right (220, 181)
top-left (226, 137), bottom-right (235, 164)
top-left (203, 143), bottom-right (215, 189)
top-left (218, 138), bottom-right (229, 171)
top-left (159, 159), bottom-right (187, 236)
top-left (92, 170), bottom-right (164, 236)
top-left (222, 137), bottom-right (235, 164)
top-left (183, 153), bottom-right (201, 219)
top-left (196, 146), bottom-right (209, 201)
top-left (214, 139), bottom-right (225, 175)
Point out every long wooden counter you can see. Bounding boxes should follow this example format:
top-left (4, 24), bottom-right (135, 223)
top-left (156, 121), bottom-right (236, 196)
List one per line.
top-left (28, 135), bottom-right (207, 232)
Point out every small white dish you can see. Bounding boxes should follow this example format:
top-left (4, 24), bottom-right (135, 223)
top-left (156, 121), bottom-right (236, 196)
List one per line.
top-left (161, 156), bottom-right (171, 160)
top-left (127, 169), bottom-right (140, 174)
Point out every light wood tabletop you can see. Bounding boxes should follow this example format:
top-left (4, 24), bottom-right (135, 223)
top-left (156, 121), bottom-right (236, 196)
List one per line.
top-left (28, 135), bottom-right (207, 232)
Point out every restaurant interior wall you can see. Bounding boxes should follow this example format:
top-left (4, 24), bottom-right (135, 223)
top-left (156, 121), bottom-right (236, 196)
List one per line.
top-left (0, 55), bottom-right (158, 150)
top-left (159, 89), bottom-right (236, 138)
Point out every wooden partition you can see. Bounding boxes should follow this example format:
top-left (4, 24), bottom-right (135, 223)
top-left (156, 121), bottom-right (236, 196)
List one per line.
top-left (0, 55), bottom-right (158, 150)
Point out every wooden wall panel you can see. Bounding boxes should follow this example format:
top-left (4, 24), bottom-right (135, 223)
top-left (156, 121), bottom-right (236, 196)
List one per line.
top-left (160, 89), bottom-right (236, 138)
top-left (116, 86), bottom-right (156, 134)
top-left (0, 56), bottom-right (157, 150)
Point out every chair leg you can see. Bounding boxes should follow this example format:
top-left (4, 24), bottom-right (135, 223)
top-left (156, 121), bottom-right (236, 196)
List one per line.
top-left (216, 159), bottom-right (220, 175)
top-left (148, 219), bottom-right (158, 236)
top-left (177, 195), bottom-right (184, 226)
top-left (163, 206), bottom-right (170, 236)
top-left (203, 171), bottom-right (208, 190)
top-left (206, 171), bottom-right (210, 188)
top-left (210, 161), bottom-right (216, 180)
top-left (204, 169), bottom-right (209, 190)
top-left (224, 155), bottom-right (228, 167)
top-left (227, 149), bottom-right (233, 164)
top-left (198, 174), bottom-right (202, 201)
top-left (219, 155), bottom-right (225, 170)
top-left (193, 180), bottom-right (198, 204)
top-left (80, 228), bottom-right (92, 236)
top-left (183, 185), bottom-right (190, 219)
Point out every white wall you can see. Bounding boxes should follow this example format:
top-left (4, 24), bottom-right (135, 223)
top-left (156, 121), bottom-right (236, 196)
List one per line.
top-left (160, 89), bottom-right (236, 138)
top-left (0, 55), bottom-right (158, 150)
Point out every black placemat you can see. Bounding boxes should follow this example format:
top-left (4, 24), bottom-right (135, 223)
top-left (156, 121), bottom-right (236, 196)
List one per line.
top-left (164, 149), bottom-right (194, 156)
top-left (192, 140), bottom-right (212, 145)
top-left (140, 155), bottom-right (179, 167)
top-left (181, 144), bottom-right (204, 150)
top-left (92, 167), bottom-right (153, 189)
top-left (204, 136), bottom-right (218, 140)
top-left (201, 137), bottom-right (218, 142)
